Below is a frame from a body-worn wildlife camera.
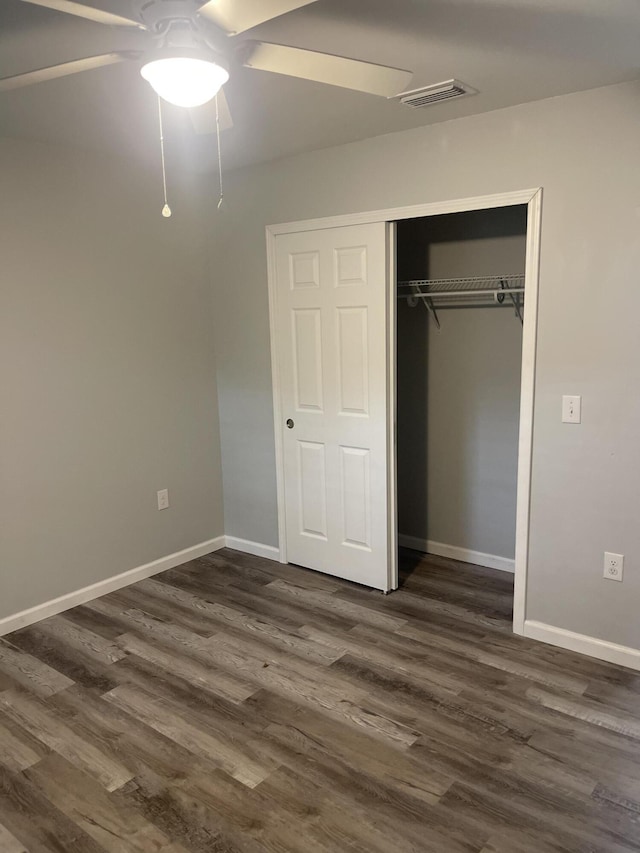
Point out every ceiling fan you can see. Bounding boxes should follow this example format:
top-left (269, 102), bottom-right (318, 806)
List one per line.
top-left (0, 0), bottom-right (414, 131)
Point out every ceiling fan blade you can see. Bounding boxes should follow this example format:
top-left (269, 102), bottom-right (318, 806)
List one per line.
top-left (20, 0), bottom-right (143, 28)
top-left (197, 0), bottom-right (317, 36)
top-left (243, 42), bottom-right (413, 97)
top-left (188, 88), bottom-right (234, 134)
top-left (0, 52), bottom-right (139, 92)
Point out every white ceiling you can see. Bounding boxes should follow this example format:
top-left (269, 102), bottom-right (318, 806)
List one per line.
top-left (0, 0), bottom-right (638, 173)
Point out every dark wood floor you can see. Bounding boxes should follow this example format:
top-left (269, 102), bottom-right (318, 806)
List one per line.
top-left (1, 549), bottom-right (640, 852)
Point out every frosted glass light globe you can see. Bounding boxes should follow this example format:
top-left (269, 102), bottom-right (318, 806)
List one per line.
top-left (141, 57), bottom-right (229, 108)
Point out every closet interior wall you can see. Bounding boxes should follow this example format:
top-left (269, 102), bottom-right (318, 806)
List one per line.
top-left (397, 206), bottom-right (527, 566)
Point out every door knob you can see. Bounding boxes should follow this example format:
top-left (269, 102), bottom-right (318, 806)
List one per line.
top-left (286, 418), bottom-right (294, 429)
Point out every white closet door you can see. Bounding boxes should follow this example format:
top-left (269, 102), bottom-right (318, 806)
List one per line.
top-left (275, 222), bottom-right (390, 590)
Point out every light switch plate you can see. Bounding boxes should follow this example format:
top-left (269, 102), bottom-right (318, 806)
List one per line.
top-left (562, 395), bottom-right (581, 424)
top-left (157, 488), bottom-right (169, 510)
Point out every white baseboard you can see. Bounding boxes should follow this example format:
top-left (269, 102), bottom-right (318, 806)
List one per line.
top-left (524, 620), bottom-right (640, 672)
top-left (0, 536), bottom-right (226, 638)
top-left (398, 534), bottom-right (515, 574)
top-left (224, 536), bottom-right (280, 561)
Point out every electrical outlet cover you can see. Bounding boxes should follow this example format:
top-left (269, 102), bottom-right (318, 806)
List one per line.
top-left (603, 552), bottom-right (624, 582)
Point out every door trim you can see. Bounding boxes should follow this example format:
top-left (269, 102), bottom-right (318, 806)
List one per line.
top-left (386, 222), bottom-right (398, 593)
top-left (266, 187), bottom-right (542, 631)
top-left (266, 225), bottom-right (289, 565)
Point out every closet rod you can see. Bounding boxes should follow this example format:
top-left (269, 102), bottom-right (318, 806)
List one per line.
top-left (398, 275), bottom-right (525, 327)
top-left (397, 287), bottom-right (525, 300)
top-left (397, 274), bottom-right (525, 288)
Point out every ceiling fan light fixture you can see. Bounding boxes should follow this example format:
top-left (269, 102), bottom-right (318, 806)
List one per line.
top-left (141, 56), bottom-right (229, 108)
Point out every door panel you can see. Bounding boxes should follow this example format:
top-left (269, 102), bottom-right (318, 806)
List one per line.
top-left (297, 440), bottom-right (328, 539)
top-left (337, 306), bottom-right (369, 415)
top-left (335, 245), bottom-right (368, 287)
top-left (292, 309), bottom-right (323, 411)
top-left (340, 445), bottom-right (371, 550)
top-left (289, 251), bottom-right (320, 289)
top-left (275, 222), bottom-right (389, 590)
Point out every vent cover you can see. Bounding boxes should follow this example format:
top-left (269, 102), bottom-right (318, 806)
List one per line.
top-left (396, 79), bottom-right (474, 109)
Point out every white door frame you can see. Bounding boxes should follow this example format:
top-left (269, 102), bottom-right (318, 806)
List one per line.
top-left (266, 187), bottom-right (542, 633)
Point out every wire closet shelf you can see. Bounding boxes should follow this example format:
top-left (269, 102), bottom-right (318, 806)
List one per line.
top-left (397, 273), bottom-right (525, 329)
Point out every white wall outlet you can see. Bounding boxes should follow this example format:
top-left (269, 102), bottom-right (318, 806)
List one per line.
top-left (603, 552), bottom-right (624, 582)
top-left (562, 395), bottom-right (581, 424)
top-left (157, 488), bottom-right (169, 510)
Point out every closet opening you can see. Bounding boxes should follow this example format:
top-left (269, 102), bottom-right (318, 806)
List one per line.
top-left (395, 205), bottom-right (528, 620)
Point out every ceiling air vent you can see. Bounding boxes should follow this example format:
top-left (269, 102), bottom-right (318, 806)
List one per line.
top-left (396, 79), bottom-right (474, 109)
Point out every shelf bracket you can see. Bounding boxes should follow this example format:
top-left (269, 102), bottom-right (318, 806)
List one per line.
top-left (500, 279), bottom-right (523, 325)
top-left (416, 286), bottom-right (440, 331)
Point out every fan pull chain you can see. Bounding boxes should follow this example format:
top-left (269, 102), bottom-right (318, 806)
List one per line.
top-left (215, 93), bottom-right (224, 210)
top-left (157, 96), bottom-right (172, 218)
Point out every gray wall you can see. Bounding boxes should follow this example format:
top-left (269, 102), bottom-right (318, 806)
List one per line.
top-left (0, 138), bottom-right (224, 620)
top-left (397, 209), bottom-right (526, 559)
top-left (211, 80), bottom-right (640, 649)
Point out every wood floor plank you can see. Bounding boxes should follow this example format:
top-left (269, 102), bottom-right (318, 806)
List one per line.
top-left (32, 614), bottom-right (127, 665)
top-left (395, 622), bottom-right (590, 695)
top-left (527, 728), bottom-right (640, 793)
top-left (249, 728), bottom-right (477, 853)
top-left (49, 684), bottom-right (238, 796)
top-left (103, 663), bottom-right (274, 760)
top-left (479, 828), bottom-right (576, 852)
top-left (178, 769), bottom-right (337, 853)
top-left (0, 640), bottom-right (74, 697)
top-left (247, 688), bottom-right (452, 800)
top-left (140, 775), bottom-right (285, 853)
top-left (24, 752), bottom-right (174, 852)
top-left (331, 654), bottom-right (531, 747)
top-left (479, 628), bottom-right (640, 692)
top-left (301, 622), bottom-right (465, 693)
top-left (207, 628), bottom-right (351, 695)
top-left (2, 549), bottom-right (640, 851)
top-left (0, 718), bottom-right (44, 772)
top-left (256, 764), bottom-right (436, 853)
top-left (122, 783), bottom-right (224, 852)
top-left (137, 578), bottom-right (345, 665)
top-left (188, 551), bottom-right (281, 589)
top-left (585, 680), bottom-right (640, 716)
top-left (104, 586), bottom-right (219, 639)
top-left (440, 777), bottom-right (640, 853)
top-left (115, 632), bottom-right (258, 704)
top-left (506, 742), bottom-right (598, 799)
top-left (434, 735), bottom-right (640, 850)
top-left (526, 685), bottom-right (640, 740)
top-left (62, 603), bottom-right (129, 642)
top-left (178, 571), bottom-right (359, 634)
top-left (257, 728), bottom-right (483, 853)
top-left (338, 582), bottom-right (508, 636)
top-left (0, 820), bottom-right (27, 853)
top-left (266, 577), bottom-right (407, 632)
top-left (86, 599), bottom-right (216, 650)
top-left (209, 633), bottom-right (419, 747)
top-left (0, 689), bottom-right (134, 792)
top-left (239, 694), bottom-right (484, 853)
top-left (0, 764), bottom-right (107, 853)
top-left (103, 683), bottom-right (275, 788)
top-left (6, 624), bottom-right (120, 692)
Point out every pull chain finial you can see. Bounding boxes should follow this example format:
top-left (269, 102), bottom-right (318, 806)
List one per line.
top-left (157, 96), bottom-right (172, 218)
top-left (215, 93), bottom-right (224, 210)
